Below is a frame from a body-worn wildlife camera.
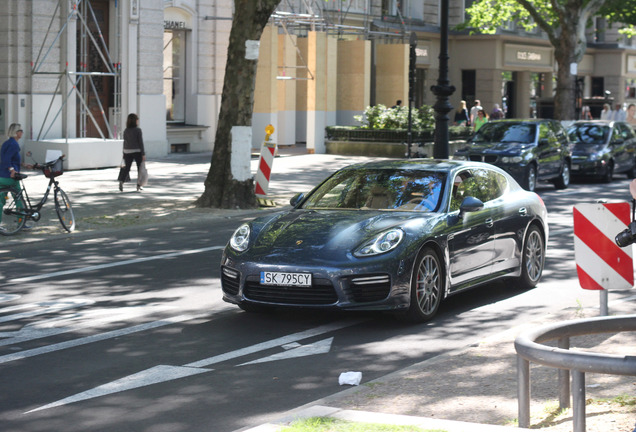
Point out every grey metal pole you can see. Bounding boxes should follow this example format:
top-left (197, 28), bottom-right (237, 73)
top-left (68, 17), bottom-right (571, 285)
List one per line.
top-left (571, 370), bottom-right (586, 432)
top-left (600, 289), bottom-right (608, 316)
top-left (517, 355), bottom-right (530, 428)
top-left (558, 337), bottom-right (570, 409)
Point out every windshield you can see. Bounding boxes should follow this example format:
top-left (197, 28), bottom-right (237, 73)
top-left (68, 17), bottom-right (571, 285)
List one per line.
top-left (302, 169), bottom-right (447, 212)
top-left (472, 122), bottom-right (536, 144)
top-left (567, 124), bottom-right (609, 145)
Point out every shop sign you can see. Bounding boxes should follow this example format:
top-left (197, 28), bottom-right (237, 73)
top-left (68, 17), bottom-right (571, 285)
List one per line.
top-left (416, 44), bottom-right (430, 65)
top-left (628, 56), bottom-right (636, 74)
top-left (505, 44), bottom-right (553, 68)
top-left (164, 7), bottom-right (192, 30)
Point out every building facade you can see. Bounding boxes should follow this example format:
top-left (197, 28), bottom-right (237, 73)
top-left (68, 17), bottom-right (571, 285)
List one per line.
top-left (1, 0), bottom-right (635, 165)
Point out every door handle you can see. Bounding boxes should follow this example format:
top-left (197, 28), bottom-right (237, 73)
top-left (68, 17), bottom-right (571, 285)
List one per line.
top-left (485, 218), bottom-right (493, 228)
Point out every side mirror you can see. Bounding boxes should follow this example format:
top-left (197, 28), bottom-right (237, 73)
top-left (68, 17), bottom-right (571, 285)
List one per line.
top-left (290, 192), bottom-right (305, 208)
top-left (458, 196), bottom-right (484, 219)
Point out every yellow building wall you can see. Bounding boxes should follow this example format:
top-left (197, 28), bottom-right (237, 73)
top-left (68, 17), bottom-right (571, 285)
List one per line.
top-left (253, 25), bottom-right (277, 114)
top-left (277, 33), bottom-right (297, 111)
top-left (337, 40), bottom-right (371, 111)
top-left (376, 44), bottom-right (408, 107)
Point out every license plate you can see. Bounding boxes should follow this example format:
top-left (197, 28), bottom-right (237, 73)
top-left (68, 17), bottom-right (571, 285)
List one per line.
top-left (260, 271), bottom-right (312, 287)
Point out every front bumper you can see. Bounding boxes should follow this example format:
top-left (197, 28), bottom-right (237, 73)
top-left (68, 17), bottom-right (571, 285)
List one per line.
top-left (220, 254), bottom-right (412, 311)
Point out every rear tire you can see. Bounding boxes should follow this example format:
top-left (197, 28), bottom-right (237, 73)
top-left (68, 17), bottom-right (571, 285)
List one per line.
top-left (518, 225), bottom-right (545, 289)
top-left (54, 188), bottom-right (75, 232)
top-left (402, 247), bottom-right (444, 323)
top-left (0, 188), bottom-right (27, 236)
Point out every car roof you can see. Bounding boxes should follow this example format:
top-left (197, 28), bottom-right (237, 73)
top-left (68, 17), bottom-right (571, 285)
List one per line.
top-left (339, 158), bottom-right (501, 174)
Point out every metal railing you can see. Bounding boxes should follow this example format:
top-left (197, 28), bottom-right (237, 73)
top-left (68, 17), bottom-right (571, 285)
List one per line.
top-left (514, 315), bottom-right (636, 432)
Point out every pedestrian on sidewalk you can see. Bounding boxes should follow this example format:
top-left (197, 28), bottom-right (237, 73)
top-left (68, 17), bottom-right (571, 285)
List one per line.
top-left (118, 113), bottom-right (146, 192)
top-left (0, 123), bottom-right (32, 230)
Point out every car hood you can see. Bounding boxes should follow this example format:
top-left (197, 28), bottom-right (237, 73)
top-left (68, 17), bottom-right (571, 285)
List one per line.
top-left (248, 209), bottom-right (433, 261)
top-left (464, 142), bottom-right (534, 153)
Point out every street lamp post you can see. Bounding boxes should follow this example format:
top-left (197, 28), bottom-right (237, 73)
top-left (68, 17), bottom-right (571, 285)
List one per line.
top-left (407, 32), bottom-right (417, 158)
top-left (430, 0), bottom-right (455, 159)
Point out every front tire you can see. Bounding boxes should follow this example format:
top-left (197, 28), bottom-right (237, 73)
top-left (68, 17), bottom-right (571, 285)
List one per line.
top-left (54, 188), bottom-right (75, 232)
top-left (522, 164), bottom-right (537, 192)
top-left (553, 161), bottom-right (570, 190)
top-left (518, 225), bottom-right (545, 289)
top-left (403, 247), bottom-right (444, 322)
top-left (602, 161), bottom-right (614, 183)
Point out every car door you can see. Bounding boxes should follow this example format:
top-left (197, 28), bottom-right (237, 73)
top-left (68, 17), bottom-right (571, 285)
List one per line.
top-left (536, 122), bottom-right (560, 180)
top-left (487, 169), bottom-right (527, 274)
top-left (609, 124), bottom-right (630, 173)
top-left (447, 169), bottom-right (496, 288)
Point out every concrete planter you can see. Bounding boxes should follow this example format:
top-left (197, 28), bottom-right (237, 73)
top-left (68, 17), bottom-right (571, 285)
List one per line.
top-left (325, 140), bottom-right (468, 158)
top-left (24, 139), bottom-right (123, 170)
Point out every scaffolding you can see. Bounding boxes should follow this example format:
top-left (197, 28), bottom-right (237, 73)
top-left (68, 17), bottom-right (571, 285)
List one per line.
top-left (32, 0), bottom-right (121, 141)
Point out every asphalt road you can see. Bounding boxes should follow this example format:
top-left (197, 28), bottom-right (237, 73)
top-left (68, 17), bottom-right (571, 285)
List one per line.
top-left (1, 176), bottom-right (635, 432)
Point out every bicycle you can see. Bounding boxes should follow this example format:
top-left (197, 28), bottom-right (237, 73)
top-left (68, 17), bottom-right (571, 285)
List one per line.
top-left (0, 156), bottom-right (75, 235)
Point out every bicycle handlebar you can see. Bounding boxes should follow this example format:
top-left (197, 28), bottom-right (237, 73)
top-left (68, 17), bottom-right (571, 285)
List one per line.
top-left (33, 155), bottom-right (65, 171)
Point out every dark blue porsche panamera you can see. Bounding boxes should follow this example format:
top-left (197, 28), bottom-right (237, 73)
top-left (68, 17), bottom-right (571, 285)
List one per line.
top-left (221, 159), bottom-right (548, 322)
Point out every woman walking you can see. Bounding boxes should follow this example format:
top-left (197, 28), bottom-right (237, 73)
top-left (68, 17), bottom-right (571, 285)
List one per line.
top-left (118, 113), bottom-right (146, 192)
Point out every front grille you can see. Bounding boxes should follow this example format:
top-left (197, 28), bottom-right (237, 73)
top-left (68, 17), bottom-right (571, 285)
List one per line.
top-left (469, 155), bottom-right (498, 164)
top-left (244, 276), bottom-right (338, 305)
top-left (221, 267), bottom-right (240, 295)
top-left (484, 155), bottom-right (498, 163)
top-left (345, 274), bottom-right (391, 303)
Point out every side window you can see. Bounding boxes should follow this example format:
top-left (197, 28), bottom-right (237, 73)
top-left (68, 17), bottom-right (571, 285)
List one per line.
top-left (611, 126), bottom-right (623, 144)
top-left (450, 168), bottom-right (506, 211)
top-left (538, 123), bottom-right (554, 144)
top-left (551, 121), bottom-right (568, 144)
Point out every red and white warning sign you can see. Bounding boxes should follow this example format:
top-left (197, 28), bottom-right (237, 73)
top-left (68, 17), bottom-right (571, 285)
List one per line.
top-left (573, 203), bottom-right (634, 290)
top-left (255, 125), bottom-right (276, 197)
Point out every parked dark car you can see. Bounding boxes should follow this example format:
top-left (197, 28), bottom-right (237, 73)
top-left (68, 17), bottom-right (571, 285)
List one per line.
top-left (221, 159), bottom-right (548, 323)
top-left (453, 119), bottom-right (571, 192)
top-left (566, 120), bottom-right (636, 182)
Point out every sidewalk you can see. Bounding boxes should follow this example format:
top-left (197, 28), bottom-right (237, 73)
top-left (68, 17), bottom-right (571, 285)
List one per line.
top-left (6, 148), bottom-right (636, 432)
top-left (4, 146), bottom-right (373, 243)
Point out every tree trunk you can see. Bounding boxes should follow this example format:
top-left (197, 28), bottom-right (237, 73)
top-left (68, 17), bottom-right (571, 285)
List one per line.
top-left (195, 0), bottom-right (281, 209)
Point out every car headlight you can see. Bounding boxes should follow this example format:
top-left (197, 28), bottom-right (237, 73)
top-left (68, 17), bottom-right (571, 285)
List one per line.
top-left (354, 228), bottom-right (404, 257)
top-left (501, 156), bottom-right (523, 163)
top-left (229, 223), bottom-right (251, 252)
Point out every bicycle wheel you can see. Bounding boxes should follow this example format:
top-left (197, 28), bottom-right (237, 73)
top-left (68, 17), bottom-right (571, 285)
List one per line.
top-left (0, 188), bottom-right (27, 235)
top-left (54, 188), bottom-right (75, 232)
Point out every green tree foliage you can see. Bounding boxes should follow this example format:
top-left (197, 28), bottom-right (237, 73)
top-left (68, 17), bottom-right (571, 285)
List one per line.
top-left (459, 0), bottom-right (636, 120)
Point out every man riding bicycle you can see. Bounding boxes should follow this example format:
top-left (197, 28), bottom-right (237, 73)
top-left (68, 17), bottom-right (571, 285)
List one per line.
top-left (0, 123), bottom-right (33, 231)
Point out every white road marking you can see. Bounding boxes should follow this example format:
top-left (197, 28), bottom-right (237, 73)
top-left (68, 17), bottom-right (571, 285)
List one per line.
top-left (238, 337), bottom-right (334, 366)
top-left (27, 320), bottom-right (362, 413)
top-left (184, 320), bottom-right (360, 368)
top-left (0, 314), bottom-right (199, 365)
top-left (0, 294), bottom-right (20, 303)
top-left (9, 245), bottom-right (225, 283)
top-left (0, 299), bottom-right (94, 324)
top-left (0, 305), bottom-right (173, 346)
top-left (26, 365), bottom-right (211, 413)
